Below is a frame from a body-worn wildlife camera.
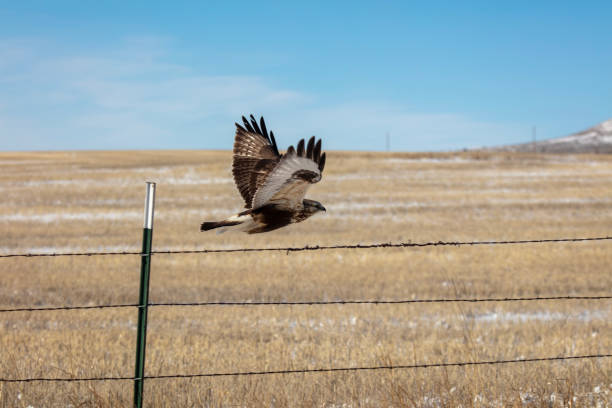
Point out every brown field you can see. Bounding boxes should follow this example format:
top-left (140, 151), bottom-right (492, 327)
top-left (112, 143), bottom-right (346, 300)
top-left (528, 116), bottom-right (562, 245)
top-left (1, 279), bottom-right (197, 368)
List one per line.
top-left (0, 150), bottom-right (611, 407)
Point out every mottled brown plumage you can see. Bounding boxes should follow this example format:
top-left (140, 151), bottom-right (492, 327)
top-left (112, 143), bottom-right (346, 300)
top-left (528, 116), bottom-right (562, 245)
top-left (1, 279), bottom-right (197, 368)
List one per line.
top-left (232, 115), bottom-right (281, 208)
top-left (201, 115), bottom-right (327, 234)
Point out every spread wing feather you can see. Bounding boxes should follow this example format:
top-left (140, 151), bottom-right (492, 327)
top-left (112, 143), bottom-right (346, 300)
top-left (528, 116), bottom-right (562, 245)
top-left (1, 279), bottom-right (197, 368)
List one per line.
top-left (252, 136), bottom-right (326, 210)
top-left (232, 115), bottom-right (326, 210)
top-left (232, 115), bottom-right (280, 208)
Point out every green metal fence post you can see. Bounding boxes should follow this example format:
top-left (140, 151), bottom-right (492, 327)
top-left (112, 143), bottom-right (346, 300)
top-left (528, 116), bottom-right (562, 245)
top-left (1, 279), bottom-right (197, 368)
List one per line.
top-left (134, 182), bottom-right (156, 408)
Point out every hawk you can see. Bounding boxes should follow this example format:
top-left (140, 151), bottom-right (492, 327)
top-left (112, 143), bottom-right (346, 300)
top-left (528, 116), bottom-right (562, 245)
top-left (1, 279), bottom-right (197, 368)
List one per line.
top-left (200, 115), bottom-right (327, 234)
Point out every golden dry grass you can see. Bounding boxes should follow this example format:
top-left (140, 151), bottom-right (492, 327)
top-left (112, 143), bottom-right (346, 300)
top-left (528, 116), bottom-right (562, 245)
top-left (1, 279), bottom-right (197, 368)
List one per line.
top-left (0, 150), bottom-right (611, 407)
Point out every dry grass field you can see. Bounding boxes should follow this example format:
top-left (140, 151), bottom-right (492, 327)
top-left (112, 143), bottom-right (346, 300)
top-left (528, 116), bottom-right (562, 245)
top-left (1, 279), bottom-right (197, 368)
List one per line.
top-left (0, 149), bottom-right (611, 407)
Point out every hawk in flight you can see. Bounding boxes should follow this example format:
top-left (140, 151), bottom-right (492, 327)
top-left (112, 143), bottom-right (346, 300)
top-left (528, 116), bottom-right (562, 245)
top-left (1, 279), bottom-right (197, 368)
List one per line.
top-left (201, 115), bottom-right (327, 234)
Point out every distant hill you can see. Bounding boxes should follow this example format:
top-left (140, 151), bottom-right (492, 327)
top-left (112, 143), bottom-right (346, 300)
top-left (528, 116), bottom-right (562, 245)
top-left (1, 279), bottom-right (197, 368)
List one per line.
top-left (497, 118), bottom-right (612, 153)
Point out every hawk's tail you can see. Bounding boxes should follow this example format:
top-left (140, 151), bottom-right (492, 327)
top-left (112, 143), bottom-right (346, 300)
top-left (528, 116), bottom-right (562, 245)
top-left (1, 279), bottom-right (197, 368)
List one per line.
top-left (200, 211), bottom-right (251, 233)
top-left (200, 220), bottom-right (243, 232)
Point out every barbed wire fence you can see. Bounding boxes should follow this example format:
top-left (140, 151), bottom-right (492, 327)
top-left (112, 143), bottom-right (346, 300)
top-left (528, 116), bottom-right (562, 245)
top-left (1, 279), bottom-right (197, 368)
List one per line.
top-left (3, 354), bottom-right (611, 383)
top-left (2, 295), bottom-right (612, 314)
top-left (2, 236), bottom-right (611, 258)
top-left (1, 183), bottom-right (611, 407)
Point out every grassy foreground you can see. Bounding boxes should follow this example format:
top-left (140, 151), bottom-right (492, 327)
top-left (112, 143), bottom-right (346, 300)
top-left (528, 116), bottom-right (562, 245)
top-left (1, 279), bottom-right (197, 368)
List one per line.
top-left (0, 150), bottom-right (611, 407)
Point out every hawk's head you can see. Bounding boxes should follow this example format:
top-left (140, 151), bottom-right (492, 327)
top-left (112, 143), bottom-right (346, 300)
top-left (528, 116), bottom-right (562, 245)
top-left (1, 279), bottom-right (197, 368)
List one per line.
top-left (301, 198), bottom-right (326, 218)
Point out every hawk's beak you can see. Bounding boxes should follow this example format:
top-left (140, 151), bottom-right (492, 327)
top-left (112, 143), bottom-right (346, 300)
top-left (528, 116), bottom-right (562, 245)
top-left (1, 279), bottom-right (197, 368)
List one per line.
top-left (318, 204), bottom-right (326, 212)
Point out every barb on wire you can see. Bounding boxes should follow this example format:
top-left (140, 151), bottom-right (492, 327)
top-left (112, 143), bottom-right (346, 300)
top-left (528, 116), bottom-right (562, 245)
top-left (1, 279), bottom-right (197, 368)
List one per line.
top-left (1, 236), bottom-right (611, 259)
top-left (2, 295), bottom-right (610, 313)
top-left (1, 354), bottom-right (610, 383)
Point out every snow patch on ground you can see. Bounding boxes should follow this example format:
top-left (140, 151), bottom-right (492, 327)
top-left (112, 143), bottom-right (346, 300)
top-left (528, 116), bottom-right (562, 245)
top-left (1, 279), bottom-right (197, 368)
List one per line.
top-left (325, 196), bottom-right (612, 213)
top-left (384, 157), bottom-right (477, 164)
top-left (85, 166), bottom-right (175, 174)
top-left (1, 195), bottom-right (609, 225)
top-left (0, 207), bottom-right (236, 223)
top-left (0, 174), bottom-right (232, 189)
top-left (0, 211), bottom-right (141, 223)
top-left (469, 309), bottom-right (609, 323)
top-left (233, 308), bottom-right (610, 331)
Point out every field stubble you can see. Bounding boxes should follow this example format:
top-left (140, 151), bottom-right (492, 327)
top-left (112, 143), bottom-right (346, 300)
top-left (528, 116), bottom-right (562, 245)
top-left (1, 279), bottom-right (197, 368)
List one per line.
top-left (0, 150), bottom-right (611, 407)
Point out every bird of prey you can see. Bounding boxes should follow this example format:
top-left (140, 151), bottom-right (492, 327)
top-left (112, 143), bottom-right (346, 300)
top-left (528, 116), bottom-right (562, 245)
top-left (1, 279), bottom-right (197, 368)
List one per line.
top-left (200, 115), bottom-right (327, 234)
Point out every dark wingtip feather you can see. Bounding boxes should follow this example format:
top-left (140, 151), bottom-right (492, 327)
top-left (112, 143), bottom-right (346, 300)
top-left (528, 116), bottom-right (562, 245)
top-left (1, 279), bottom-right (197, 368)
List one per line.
top-left (249, 114), bottom-right (262, 134)
top-left (296, 139), bottom-right (305, 156)
top-left (306, 136), bottom-right (315, 159)
top-left (242, 116), bottom-right (254, 133)
top-left (235, 122), bottom-right (246, 132)
top-left (259, 117), bottom-right (268, 138)
top-left (239, 114), bottom-right (281, 157)
top-left (286, 145), bottom-right (296, 155)
top-left (270, 131), bottom-right (280, 156)
top-left (313, 139), bottom-right (322, 162)
top-left (318, 152), bottom-right (326, 172)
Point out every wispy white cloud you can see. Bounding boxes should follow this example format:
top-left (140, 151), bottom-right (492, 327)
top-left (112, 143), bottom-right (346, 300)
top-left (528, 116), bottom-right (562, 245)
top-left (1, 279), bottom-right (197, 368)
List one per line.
top-left (0, 37), bottom-right (522, 151)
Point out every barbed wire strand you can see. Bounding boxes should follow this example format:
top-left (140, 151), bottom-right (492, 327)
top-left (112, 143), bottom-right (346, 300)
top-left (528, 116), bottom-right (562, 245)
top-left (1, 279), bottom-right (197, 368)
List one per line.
top-left (0, 250), bottom-right (142, 258)
top-left (2, 295), bottom-right (611, 313)
top-left (149, 295), bottom-right (612, 307)
top-left (0, 303), bottom-right (140, 313)
top-left (2, 354), bottom-right (610, 383)
top-left (1, 236), bottom-right (610, 259)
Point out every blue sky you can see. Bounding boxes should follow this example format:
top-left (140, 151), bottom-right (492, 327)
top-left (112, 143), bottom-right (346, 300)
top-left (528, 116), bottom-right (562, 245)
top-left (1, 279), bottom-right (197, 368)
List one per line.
top-left (1, 1), bottom-right (611, 151)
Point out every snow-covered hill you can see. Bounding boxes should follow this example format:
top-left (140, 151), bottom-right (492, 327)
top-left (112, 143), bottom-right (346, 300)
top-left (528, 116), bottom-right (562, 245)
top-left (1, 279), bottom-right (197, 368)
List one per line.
top-left (499, 118), bottom-right (612, 153)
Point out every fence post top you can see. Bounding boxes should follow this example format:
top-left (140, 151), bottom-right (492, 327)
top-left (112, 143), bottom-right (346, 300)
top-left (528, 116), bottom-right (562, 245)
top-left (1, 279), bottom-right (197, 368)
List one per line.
top-left (144, 182), bottom-right (156, 229)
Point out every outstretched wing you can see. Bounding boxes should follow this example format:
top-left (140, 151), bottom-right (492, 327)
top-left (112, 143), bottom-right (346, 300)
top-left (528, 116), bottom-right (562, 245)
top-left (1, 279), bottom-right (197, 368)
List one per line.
top-left (232, 115), bottom-right (281, 208)
top-left (252, 136), bottom-right (326, 210)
